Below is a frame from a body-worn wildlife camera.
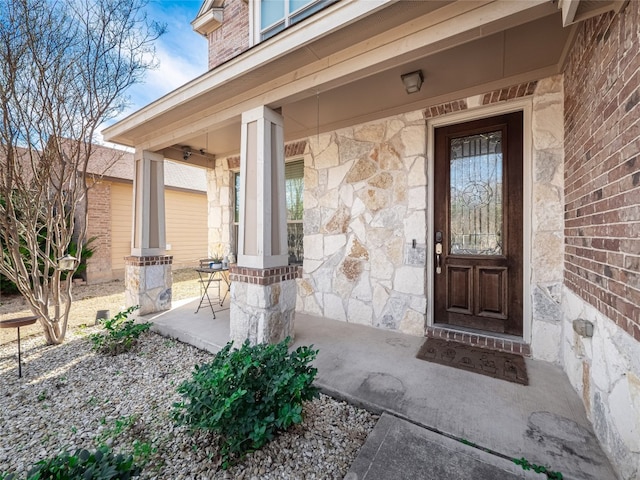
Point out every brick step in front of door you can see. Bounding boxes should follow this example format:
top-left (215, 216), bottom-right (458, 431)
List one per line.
top-left (426, 326), bottom-right (531, 357)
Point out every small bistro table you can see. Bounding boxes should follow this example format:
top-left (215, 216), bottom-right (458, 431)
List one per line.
top-left (0, 315), bottom-right (38, 378)
top-left (194, 267), bottom-right (230, 318)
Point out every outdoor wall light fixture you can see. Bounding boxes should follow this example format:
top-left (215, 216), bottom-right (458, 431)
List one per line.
top-left (58, 254), bottom-right (77, 271)
top-left (401, 70), bottom-right (424, 94)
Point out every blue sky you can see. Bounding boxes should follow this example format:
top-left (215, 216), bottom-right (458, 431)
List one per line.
top-left (123, 0), bottom-right (208, 116)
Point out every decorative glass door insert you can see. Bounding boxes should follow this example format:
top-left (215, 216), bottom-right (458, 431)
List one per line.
top-left (449, 131), bottom-right (503, 256)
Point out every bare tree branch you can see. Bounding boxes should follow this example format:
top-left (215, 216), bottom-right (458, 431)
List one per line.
top-left (0, 0), bottom-right (164, 344)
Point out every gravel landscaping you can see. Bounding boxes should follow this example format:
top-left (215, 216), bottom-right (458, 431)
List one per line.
top-left (0, 326), bottom-right (377, 479)
top-left (0, 269), bottom-right (203, 345)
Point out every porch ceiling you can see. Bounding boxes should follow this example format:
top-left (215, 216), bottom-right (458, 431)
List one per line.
top-left (103, 0), bottom-right (571, 161)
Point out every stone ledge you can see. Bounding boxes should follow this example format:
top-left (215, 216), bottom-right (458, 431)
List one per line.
top-left (230, 265), bottom-right (301, 285)
top-left (124, 255), bottom-right (173, 267)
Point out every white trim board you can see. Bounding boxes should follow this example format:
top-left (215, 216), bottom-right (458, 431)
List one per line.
top-left (425, 98), bottom-right (533, 344)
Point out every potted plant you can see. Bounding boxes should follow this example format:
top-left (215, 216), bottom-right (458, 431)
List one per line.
top-left (209, 256), bottom-right (223, 269)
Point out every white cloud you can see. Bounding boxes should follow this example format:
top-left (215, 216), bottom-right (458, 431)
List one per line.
top-left (138, 40), bottom-right (207, 101)
top-left (98, 2), bottom-right (208, 143)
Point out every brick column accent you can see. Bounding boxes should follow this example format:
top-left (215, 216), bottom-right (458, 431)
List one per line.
top-left (124, 255), bottom-right (173, 315)
top-left (229, 265), bottom-right (300, 345)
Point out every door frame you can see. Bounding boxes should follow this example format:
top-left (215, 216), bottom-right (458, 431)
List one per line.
top-left (426, 98), bottom-right (533, 343)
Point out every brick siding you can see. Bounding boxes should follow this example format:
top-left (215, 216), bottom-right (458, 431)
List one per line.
top-left (124, 255), bottom-right (173, 266)
top-left (425, 326), bottom-right (531, 356)
top-left (563, 5), bottom-right (640, 340)
top-left (230, 265), bottom-right (301, 285)
top-left (482, 81), bottom-right (537, 105)
top-left (207, 0), bottom-right (249, 70)
top-left (226, 140), bottom-right (308, 170)
top-left (285, 140), bottom-right (307, 157)
top-left (85, 182), bottom-right (112, 283)
top-left (422, 81), bottom-right (538, 120)
top-left (423, 99), bottom-right (467, 119)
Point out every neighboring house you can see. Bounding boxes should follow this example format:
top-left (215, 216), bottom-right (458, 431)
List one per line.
top-left (103, 1), bottom-right (639, 477)
top-left (80, 143), bottom-right (208, 283)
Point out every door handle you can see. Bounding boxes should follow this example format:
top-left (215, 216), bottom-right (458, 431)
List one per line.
top-left (435, 231), bottom-right (443, 275)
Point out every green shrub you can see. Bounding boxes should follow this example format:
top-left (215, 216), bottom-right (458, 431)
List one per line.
top-left (1, 446), bottom-right (142, 480)
top-left (172, 337), bottom-right (319, 468)
top-left (91, 306), bottom-right (150, 355)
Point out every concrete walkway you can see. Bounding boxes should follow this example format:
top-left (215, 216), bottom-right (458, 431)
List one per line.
top-left (146, 299), bottom-right (618, 480)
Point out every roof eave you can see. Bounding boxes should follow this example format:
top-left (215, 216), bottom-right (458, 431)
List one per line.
top-left (102, 0), bottom-right (394, 146)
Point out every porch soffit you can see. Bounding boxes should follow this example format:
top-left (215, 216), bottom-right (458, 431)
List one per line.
top-left (103, 0), bottom-right (566, 158)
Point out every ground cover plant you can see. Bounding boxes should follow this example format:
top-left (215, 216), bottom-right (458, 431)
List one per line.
top-left (1, 269), bottom-right (376, 479)
top-left (173, 337), bottom-right (319, 468)
top-left (91, 306), bottom-right (150, 355)
top-left (1, 327), bottom-right (374, 478)
top-left (1, 447), bottom-right (142, 480)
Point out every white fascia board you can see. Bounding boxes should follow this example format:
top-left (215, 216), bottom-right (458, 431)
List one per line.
top-left (559, 0), bottom-right (580, 27)
top-left (559, 0), bottom-right (628, 27)
top-left (129, 0), bottom-right (553, 151)
top-left (106, 0), bottom-right (555, 151)
top-left (103, 0), bottom-right (392, 145)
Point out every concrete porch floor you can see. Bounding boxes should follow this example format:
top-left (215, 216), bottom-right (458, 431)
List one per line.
top-left (144, 298), bottom-right (618, 480)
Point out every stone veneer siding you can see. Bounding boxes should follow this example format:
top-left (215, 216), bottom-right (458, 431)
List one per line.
top-left (207, 0), bottom-right (249, 70)
top-left (204, 76), bottom-right (566, 349)
top-left (529, 75), bottom-right (566, 362)
top-left (207, 157), bottom-right (234, 257)
top-left (124, 255), bottom-right (172, 315)
top-left (561, 4), bottom-right (640, 479)
top-left (295, 77), bottom-right (565, 345)
top-left (230, 266), bottom-right (299, 345)
top-left (299, 111), bottom-right (428, 335)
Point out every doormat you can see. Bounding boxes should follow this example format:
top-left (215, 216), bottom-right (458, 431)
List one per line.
top-left (416, 338), bottom-right (528, 385)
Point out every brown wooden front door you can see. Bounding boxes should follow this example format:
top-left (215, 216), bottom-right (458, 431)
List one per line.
top-left (434, 112), bottom-right (523, 336)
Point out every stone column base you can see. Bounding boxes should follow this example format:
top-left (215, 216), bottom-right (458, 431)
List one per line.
top-left (229, 266), bottom-right (299, 346)
top-left (124, 256), bottom-right (172, 315)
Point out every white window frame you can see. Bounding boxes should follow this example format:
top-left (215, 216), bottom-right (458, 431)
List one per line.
top-left (232, 158), bottom-right (304, 264)
top-left (251, 0), bottom-right (334, 44)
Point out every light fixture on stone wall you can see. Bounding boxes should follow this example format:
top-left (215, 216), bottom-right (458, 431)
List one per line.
top-left (401, 70), bottom-right (424, 94)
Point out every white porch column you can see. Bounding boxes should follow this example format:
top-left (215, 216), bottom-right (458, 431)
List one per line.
top-left (124, 149), bottom-right (172, 315)
top-left (237, 105), bottom-right (287, 268)
top-left (230, 106), bottom-right (298, 345)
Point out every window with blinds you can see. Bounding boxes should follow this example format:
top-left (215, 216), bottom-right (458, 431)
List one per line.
top-left (233, 159), bottom-right (304, 264)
